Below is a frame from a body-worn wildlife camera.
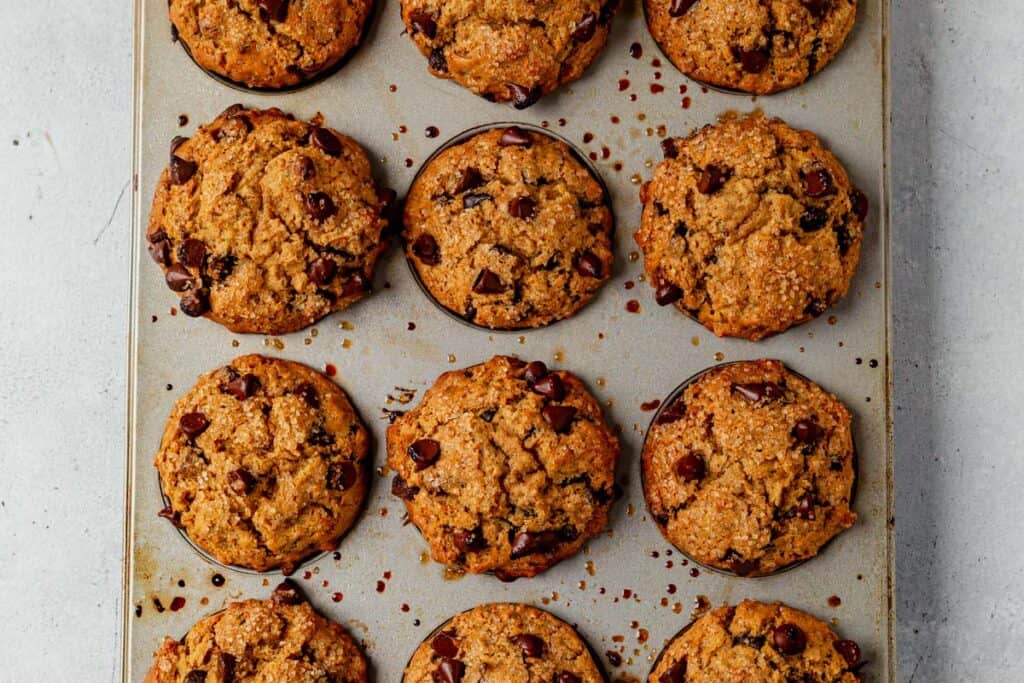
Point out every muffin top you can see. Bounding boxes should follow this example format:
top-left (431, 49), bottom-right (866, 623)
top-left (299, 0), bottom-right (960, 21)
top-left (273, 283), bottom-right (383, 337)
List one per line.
top-left (648, 600), bottom-right (864, 683)
top-left (404, 127), bottom-right (614, 330)
top-left (636, 112), bottom-right (866, 340)
top-left (386, 355), bottom-right (620, 580)
top-left (404, 603), bottom-right (604, 682)
top-left (155, 354), bottom-right (369, 573)
top-left (643, 359), bottom-right (856, 576)
top-left (644, 0), bottom-right (857, 94)
top-left (400, 0), bottom-right (619, 106)
top-left (146, 106), bottom-right (389, 335)
top-left (169, 0), bottom-right (373, 89)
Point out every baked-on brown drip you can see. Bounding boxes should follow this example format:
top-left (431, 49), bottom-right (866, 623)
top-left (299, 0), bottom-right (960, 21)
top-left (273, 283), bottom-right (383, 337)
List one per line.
top-left (386, 356), bottom-right (620, 580)
top-left (155, 354), bottom-right (370, 573)
top-left (648, 600), bottom-right (864, 682)
top-left (636, 112), bottom-right (866, 340)
top-left (145, 582), bottom-right (368, 682)
top-left (169, 0), bottom-right (374, 89)
top-left (147, 105), bottom-right (390, 335)
top-left (642, 360), bottom-right (856, 576)
top-left (400, 0), bottom-right (620, 106)
top-left (644, 0), bottom-right (857, 95)
top-left (404, 603), bottom-right (604, 682)
top-left (404, 127), bottom-right (614, 330)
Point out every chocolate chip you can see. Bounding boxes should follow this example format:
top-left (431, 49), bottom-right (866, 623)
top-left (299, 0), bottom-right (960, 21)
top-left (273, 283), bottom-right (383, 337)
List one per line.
top-left (165, 264), bottom-right (194, 292)
top-left (218, 653), bottom-right (235, 680)
top-left (772, 623), bottom-right (807, 655)
top-left (170, 136), bottom-right (188, 155)
top-left (183, 671), bottom-right (207, 683)
top-left (409, 9), bottom-right (437, 38)
top-left (499, 127), bottom-right (532, 147)
top-left (656, 398), bottom-right (686, 425)
top-left (734, 634), bottom-right (766, 649)
top-left (508, 83), bottom-right (542, 109)
top-left (169, 156), bottom-right (197, 185)
top-left (453, 528), bottom-right (487, 552)
top-left (453, 167), bottom-right (484, 194)
top-left (571, 13), bottom-right (597, 42)
top-left (792, 419), bottom-right (824, 444)
top-left (472, 269), bottom-right (505, 294)
top-left (509, 529), bottom-right (563, 558)
top-left (326, 461), bottom-right (358, 491)
top-left (258, 0), bottom-right (289, 21)
top-left (207, 254), bottom-right (236, 281)
top-left (295, 381), bottom-right (319, 407)
top-left (675, 453), bottom-right (706, 482)
top-left (179, 290), bottom-right (209, 317)
top-left (272, 579), bottom-right (305, 605)
top-left (158, 506), bottom-right (183, 527)
top-left (436, 658), bottom-right (464, 683)
top-left (835, 639), bottom-right (862, 666)
top-left (462, 192), bottom-right (491, 209)
top-left (310, 127), bottom-right (342, 157)
top-left (429, 47), bottom-right (448, 72)
top-left (226, 373), bottom-right (259, 400)
top-left (734, 46), bottom-right (770, 73)
top-left (803, 167), bottom-right (835, 197)
top-left (541, 405), bottom-right (576, 433)
top-left (296, 155), bottom-right (316, 180)
top-left (834, 224), bottom-right (853, 256)
top-left (532, 374), bottom-right (566, 401)
top-left (674, 220), bottom-right (689, 238)
top-left (669, 0), bottom-right (697, 16)
top-left (508, 196), bottom-right (537, 219)
top-left (309, 256), bottom-right (337, 286)
top-left (576, 251), bottom-right (603, 278)
top-left (795, 493), bottom-right (816, 520)
top-left (658, 658), bottom-right (687, 683)
top-left (412, 234), bottom-right (441, 265)
top-left (305, 192), bottom-right (337, 221)
top-left (148, 239), bottom-right (170, 265)
top-left (179, 412), bottom-right (209, 439)
top-left (800, 0), bottom-right (828, 18)
top-left (342, 272), bottom-right (370, 296)
top-left (697, 165), bottom-right (725, 194)
top-left (408, 438), bottom-right (441, 470)
top-left (464, 303), bottom-right (477, 321)
top-left (228, 468), bottom-right (255, 494)
top-left (850, 188), bottom-right (869, 222)
top-left (524, 361), bottom-right (548, 384)
top-left (724, 549), bottom-right (759, 576)
top-left (556, 674), bottom-right (582, 683)
top-left (512, 634), bottom-right (545, 658)
top-left (391, 475), bottom-right (419, 500)
top-left (804, 297), bottom-right (828, 317)
top-left (431, 632), bottom-right (460, 658)
top-left (655, 282), bottom-right (683, 306)
top-left (732, 382), bottom-right (783, 402)
top-left (800, 206), bottom-right (828, 232)
top-left (178, 238), bottom-right (206, 268)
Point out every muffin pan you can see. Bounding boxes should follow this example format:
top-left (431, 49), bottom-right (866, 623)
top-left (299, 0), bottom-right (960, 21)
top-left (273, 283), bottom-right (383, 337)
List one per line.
top-left (125, 0), bottom-right (893, 680)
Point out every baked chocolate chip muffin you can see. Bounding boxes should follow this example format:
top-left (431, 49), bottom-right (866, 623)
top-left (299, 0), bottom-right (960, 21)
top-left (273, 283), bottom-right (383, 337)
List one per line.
top-left (155, 355), bottom-right (370, 573)
top-left (401, 0), bottom-right (620, 106)
top-left (386, 356), bottom-right (620, 580)
top-left (146, 106), bottom-right (390, 335)
top-left (404, 603), bottom-right (604, 682)
top-left (169, 0), bottom-right (374, 89)
top-left (648, 600), bottom-right (865, 682)
top-left (636, 112), bottom-right (866, 340)
top-left (642, 360), bottom-right (856, 576)
top-left (404, 126), bottom-right (614, 330)
top-left (644, 0), bottom-right (857, 94)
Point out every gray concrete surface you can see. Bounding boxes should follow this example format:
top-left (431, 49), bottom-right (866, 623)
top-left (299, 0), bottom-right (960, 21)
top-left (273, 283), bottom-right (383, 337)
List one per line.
top-left (0, 0), bottom-right (1020, 680)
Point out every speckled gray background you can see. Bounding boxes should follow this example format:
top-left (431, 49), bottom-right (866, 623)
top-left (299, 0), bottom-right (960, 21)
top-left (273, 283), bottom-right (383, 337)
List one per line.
top-left (0, 1), bottom-right (1021, 680)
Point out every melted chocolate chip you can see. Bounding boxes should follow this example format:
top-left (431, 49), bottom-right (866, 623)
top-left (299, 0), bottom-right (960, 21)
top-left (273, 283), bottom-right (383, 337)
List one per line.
top-left (148, 239), bottom-right (170, 265)
top-left (576, 251), bottom-right (603, 278)
top-left (207, 254), bottom-right (236, 281)
top-left (658, 658), bottom-right (687, 683)
top-left (512, 634), bottom-right (545, 658)
top-left (724, 549), bottom-right (759, 576)
top-left (178, 239), bottom-right (206, 268)
top-left (656, 398), bottom-right (686, 425)
top-left (305, 192), bottom-right (337, 221)
top-left (556, 674), bottom-right (582, 683)
top-left (296, 155), bottom-right (316, 180)
top-left (408, 438), bottom-right (441, 470)
top-left (655, 282), bottom-right (683, 306)
top-left (412, 234), bottom-right (441, 265)
top-left (453, 167), bottom-right (484, 194)
top-left (773, 623), bottom-right (807, 655)
top-left (453, 528), bottom-right (487, 552)
top-left (541, 405), bottom-right (577, 433)
top-left (462, 192), bottom-right (492, 209)
top-left (697, 165), bottom-right (726, 194)
top-left (436, 658), bottom-right (464, 683)
top-left (803, 167), bottom-right (835, 197)
top-left (499, 127), bottom-right (532, 147)
top-left (272, 579), bottom-right (305, 605)
top-left (660, 138), bottom-right (679, 160)
top-left (158, 506), bottom-right (183, 527)
top-left (800, 206), bottom-right (828, 232)
top-left (524, 361), bottom-right (548, 384)
top-left (258, 0), bottom-right (289, 21)
top-left (508, 195), bottom-right (537, 219)
top-left (532, 374), bottom-right (565, 401)
top-left (179, 412), bottom-right (209, 439)
top-left (732, 382), bottom-right (783, 402)
top-left (834, 224), bottom-right (853, 256)
top-left (225, 373), bottom-right (259, 400)
top-left (674, 220), bottom-right (689, 238)
top-left (508, 83), bottom-right (542, 109)
top-left (675, 453), bottom-right (706, 482)
top-left (795, 493), bottom-right (816, 520)
top-left (295, 381), bottom-right (319, 407)
top-left (793, 419), bottom-right (824, 444)
top-left (342, 272), bottom-right (370, 296)
top-left (179, 290), bottom-right (209, 317)
top-left (429, 47), bottom-right (448, 72)
top-left (734, 46), bottom-right (771, 73)
top-left (218, 653), bottom-right (235, 679)
top-left (801, 0), bottom-right (828, 18)
top-left (228, 468), bottom-right (255, 494)
top-left (391, 475), bottom-right (419, 500)
top-left (409, 9), bottom-right (437, 38)
top-left (165, 264), bottom-right (194, 292)
top-left (326, 461), bottom-right (358, 491)
top-left (310, 127), bottom-right (342, 157)
top-left (472, 269), bottom-right (505, 294)
top-left (432, 632), bottom-right (460, 658)
top-left (835, 639), bottom-right (862, 666)
top-left (571, 13), bottom-right (597, 42)
top-left (509, 529), bottom-right (563, 558)
top-left (669, 0), bottom-right (697, 17)
top-left (169, 156), bottom-right (197, 185)
top-left (850, 188), bottom-right (869, 222)
top-left (309, 256), bottom-right (337, 286)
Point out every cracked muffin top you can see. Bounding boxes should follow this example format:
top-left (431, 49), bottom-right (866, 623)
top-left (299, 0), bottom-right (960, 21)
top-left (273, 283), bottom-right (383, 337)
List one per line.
top-left (642, 360), bottom-right (856, 576)
top-left (400, 0), bottom-right (620, 107)
top-left (169, 0), bottom-right (373, 89)
top-left (146, 106), bottom-right (390, 335)
top-left (636, 112), bottom-right (866, 340)
top-left (648, 600), bottom-right (865, 682)
top-left (404, 603), bottom-right (604, 682)
top-left (155, 354), bottom-right (369, 573)
top-left (404, 127), bottom-right (614, 330)
top-left (145, 581), bottom-right (368, 683)
top-left (644, 0), bottom-right (857, 95)
top-left (386, 355), bottom-right (620, 580)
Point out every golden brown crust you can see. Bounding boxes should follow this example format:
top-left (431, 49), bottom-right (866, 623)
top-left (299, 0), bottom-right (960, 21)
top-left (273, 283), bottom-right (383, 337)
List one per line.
top-left (400, 0), bottom-right (620, 105)
top-left (154, 354), bottom-right (369, 572)
top-left (169, 0), bottom-right (373, 89)
top-left (642, 360), bottom-right (856, 576)
top-left (636, 113), bottom-right (865, 340)
top-left (386, 356), bottom-right (620, 579)
top-left (146, 106), bottom-right (389, 335)
top-left (644, 0), bottom-right (857, 95)
top-left (648, 601), bottom-right (863, 682)
top-left (404, 127), bottom-right (614, 330)
top-left (404, 603), bottom-right (604, 682)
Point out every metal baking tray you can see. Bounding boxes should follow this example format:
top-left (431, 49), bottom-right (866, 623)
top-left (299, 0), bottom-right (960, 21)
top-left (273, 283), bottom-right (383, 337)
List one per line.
top-left (125, 0), bottom-right (893, 680)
